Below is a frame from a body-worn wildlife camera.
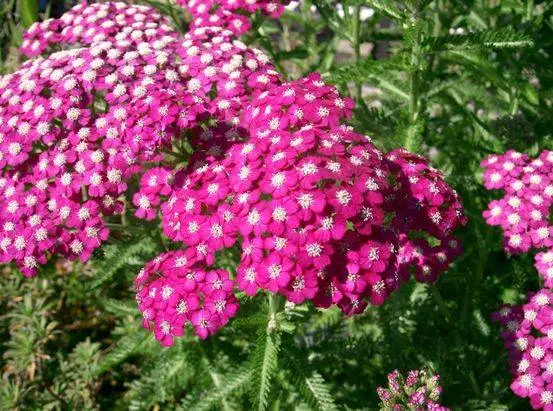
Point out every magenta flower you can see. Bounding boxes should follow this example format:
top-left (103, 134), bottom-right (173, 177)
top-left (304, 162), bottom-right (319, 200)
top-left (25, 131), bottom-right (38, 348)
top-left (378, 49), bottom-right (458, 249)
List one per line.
top-left (135, 250), bottom-right (239, 344)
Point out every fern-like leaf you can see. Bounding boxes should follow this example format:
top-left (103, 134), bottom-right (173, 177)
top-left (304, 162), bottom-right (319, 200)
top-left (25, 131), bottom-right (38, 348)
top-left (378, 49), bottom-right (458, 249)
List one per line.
top-left (103, 299), bottom-right (138, 317)
top-left (180, 366), bottom-right (251, 411)
top-left (250, 330), bottom-right (281, 411)
top-left (424, 28), bottom-right (533, 51)
top-left (289, 360), bottom-right (338, 411)
top-left (96, 332), bottom-right (154, 376)
top-left (88, 237), bottom-right (158, 289)
top-left (126, 344), bottom-right (193, 410)
top-left (345, 0), bottom-right (406, 21)
top-left (327, 57), bottom-right (408, 100)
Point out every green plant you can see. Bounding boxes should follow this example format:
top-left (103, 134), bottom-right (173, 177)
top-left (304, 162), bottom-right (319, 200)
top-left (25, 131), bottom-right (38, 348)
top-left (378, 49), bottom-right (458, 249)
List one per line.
top-left (0, 1), bottom-right (552, 410)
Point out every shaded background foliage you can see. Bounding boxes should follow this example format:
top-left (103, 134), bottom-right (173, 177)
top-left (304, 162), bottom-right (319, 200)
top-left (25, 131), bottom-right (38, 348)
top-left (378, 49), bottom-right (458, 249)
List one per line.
top-left (0, 0), bottom-right (552, 409)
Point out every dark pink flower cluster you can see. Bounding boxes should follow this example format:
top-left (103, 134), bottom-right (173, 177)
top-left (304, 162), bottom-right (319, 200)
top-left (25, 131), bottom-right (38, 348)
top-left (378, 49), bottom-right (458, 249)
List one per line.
top-left (136, 74), bottom-right (465, 339)
top-left (135, 249), bottom-right (239, 346)
top-left (492, 290), bottom-right (553, 410)
top-left (482, 150), bottom-right (553, 286)
top-left (376, 369), bottom-right (449, 411)
top-left (0, 3), bottom-right (280, 276)
top-left (178, 0), bottom-right (291, 36)
top-left (387, 150), bottom-right (465, 284)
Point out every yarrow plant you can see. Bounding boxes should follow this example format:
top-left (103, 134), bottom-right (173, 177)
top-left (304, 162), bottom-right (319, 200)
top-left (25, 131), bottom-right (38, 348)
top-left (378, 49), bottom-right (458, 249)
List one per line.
top-left (0, 0), bottom-right (467, 344)
top-left (376, 369), bottom-right (449, 411)
top-left (1, 0), bottom-right (550, 409)
top-left (483, 151), bottom-right (553, 409)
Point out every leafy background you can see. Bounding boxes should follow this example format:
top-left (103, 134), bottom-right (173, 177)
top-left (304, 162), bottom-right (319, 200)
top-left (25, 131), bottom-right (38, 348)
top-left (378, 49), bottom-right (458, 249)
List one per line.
top-left (1, 0), bottom-right (552, 409)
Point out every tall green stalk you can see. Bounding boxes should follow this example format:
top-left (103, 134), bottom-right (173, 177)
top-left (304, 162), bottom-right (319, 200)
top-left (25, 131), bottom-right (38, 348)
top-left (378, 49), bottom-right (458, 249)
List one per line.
top-left (352, 4), bottom-right (362, 101)
top-left (405, 17), bottom-right (423, 152)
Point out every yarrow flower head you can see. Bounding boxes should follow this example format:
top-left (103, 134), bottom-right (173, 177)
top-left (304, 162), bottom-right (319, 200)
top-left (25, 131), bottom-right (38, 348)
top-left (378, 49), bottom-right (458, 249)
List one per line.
top-left (376, 368), bottom-right (449, 411)
top-left (482, 150), bottom-right (553, 285)
top-left (492, 289), bottom-right (553, 410)
top-left (0, 3), bottom-right (279, 277)
top-left (135, 74), bottom-right (466, 345)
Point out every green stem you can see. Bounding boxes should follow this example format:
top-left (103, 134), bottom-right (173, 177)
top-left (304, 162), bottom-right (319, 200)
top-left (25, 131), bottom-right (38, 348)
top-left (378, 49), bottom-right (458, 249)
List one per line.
top-left (510, 90), bottom-right (519, 116)
top-left (167, 2), bottom-right (185, 34)
top-left (209, 369), bottom-right (232, 411)
top-left (405, 15), bottom-right (424, 152)
top-left (201, 344), bottom-right (232, 411)
top-left (352, 4), bottom-right (362, 101)
top-left (526, 0), bottom-right (534, 21)
top-left (267, 293), bottom-right (284, 332)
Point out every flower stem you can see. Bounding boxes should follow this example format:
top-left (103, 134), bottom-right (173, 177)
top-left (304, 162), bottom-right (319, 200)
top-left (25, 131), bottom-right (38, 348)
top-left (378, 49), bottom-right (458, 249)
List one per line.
top-left (267, 293), bottom-right (284, 332)
top-left (352, 4), bottom-right (362, 101)
top-left (405, 15), bottom-right (423, 152)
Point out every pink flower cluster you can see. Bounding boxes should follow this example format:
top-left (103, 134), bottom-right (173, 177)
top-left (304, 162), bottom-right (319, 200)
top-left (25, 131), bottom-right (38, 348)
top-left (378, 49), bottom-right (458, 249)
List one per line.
top-left (21, 2), bottom-right (177, 57)
top-left (484, 151), bottom-right (553, 408)
top-left (135, 249), bottom-right (239, 346)
top-left (492, 290), bottom-right (553, 410)
top-left (178, 0), bottom-right (291, 36)
top-left (376, 369), bottom-right (449, 411)
top-left (0, 3), bottom-right (279, 276)
top-left (134, 74), bottom-right (465, 344)
top-left (482, 150), bottom-right (553, 286)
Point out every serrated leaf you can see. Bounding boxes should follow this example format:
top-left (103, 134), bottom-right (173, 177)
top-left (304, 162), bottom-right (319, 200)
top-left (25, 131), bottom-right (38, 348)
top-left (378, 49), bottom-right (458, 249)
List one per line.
top-left (96, 332), bottom-right (154, 376)
top-left (180, 366), bottom-right (251, 411)
top-left (345, 0), bottom-right (406, 21)
top-left (88, 237), bottom-right (157, 290)
top-left (327, 58), bottom-right (409, 100)
top-left (250, 330), bottom-right (281, 411)
top-left (289, 362), bottom-right (338, 411)
top-left (424, 28), bottom-right (533, 51)
top-left (103, 299), bottom-right (138, 317)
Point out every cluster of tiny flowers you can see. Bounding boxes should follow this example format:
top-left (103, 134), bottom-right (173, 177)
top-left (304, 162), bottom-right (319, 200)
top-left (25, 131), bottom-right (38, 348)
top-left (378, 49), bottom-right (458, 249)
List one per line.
top-left (0, 2), bottom-right (280, 276)
top-left (492, 290), bottom-right (553, 410)
top-left (135, 249), bottom-right (239, 345)
top-left (21, 2), bottom-right (177, 57)
top-left (482, 150), bottom-right (553, 286)
top-left (178, 0), bottom-right (291, 36)
top-left (376, 369), bottom-right (449, 411)
top-left (135, 73), bottom-right (465, 345)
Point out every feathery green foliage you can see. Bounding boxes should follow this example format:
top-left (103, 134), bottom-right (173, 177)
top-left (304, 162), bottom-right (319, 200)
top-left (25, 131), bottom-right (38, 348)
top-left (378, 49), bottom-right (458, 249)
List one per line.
top-left (250, 328), bottom-right (282, 411)
top-left (423, 28), bottom-right (534, 51)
